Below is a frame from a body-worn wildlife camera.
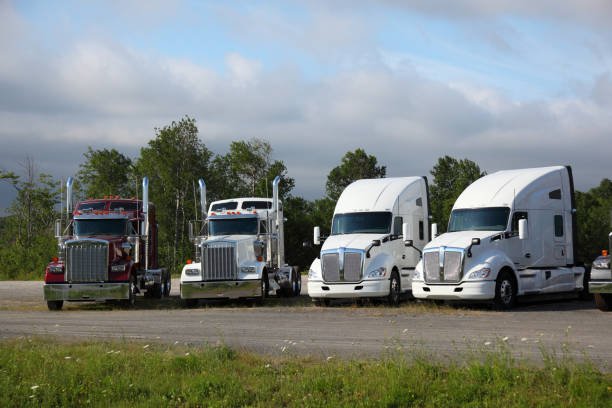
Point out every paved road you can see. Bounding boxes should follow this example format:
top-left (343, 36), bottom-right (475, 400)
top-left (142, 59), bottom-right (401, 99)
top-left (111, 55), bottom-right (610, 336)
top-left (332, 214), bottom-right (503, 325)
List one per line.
top-left (0, 279), bottom-right (610, 368)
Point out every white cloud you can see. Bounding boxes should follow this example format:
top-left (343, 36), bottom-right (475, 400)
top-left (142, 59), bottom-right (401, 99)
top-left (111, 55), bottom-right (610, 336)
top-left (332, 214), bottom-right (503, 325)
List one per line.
top-left (225, 53), bottom-right (262, 87)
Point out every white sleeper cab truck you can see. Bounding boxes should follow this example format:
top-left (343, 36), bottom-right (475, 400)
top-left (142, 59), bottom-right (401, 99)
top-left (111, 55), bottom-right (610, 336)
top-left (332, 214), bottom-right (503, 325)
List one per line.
top-left (589, 236), bottom-right (612, 311)
top-left (413, 166), bottom-right (587, 309)
top-left (308, 177), bottom-right (430, 305)
top-left (180, 177), bottom-right (301, 306)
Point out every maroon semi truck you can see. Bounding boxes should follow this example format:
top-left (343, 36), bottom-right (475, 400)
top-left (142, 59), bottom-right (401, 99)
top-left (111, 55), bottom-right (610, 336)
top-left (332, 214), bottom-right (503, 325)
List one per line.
top-left (43, 177), bottom-right (170, 310)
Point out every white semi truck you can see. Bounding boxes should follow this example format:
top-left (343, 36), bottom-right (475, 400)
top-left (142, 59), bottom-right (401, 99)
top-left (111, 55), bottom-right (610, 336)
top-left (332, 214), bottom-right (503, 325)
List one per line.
top-left (180, 176), bottom-right (301, 306)
top-left (589, 236), bottom-right (612, 311)
top-left (308, 177), bottom-right (431, 305)
top-left (413, 166), bottom-right (587, 309)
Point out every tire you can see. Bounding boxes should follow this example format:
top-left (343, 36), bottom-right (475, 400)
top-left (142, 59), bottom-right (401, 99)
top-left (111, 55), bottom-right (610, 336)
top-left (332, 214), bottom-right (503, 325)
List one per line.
top-left (122, 274), bottom-right (136, 307)
top-left (594, 293), bottom-right (612, 311)
top-left (292, 271), bottom-right (302, 297)
top-left (579, 267), bottom-right (592, 300)
top-left (47, 300), bottom-right (63, 311)
top-left (163, 274), bottom-right (172, 297)
top-left (149, 282), bottom-right (163, 299)
top-left (387, 270), bottom-right (401, 306)
top-left (493, 270), bottom-right (516, 310)
top-left (257, 271), bottom-right (269, 305)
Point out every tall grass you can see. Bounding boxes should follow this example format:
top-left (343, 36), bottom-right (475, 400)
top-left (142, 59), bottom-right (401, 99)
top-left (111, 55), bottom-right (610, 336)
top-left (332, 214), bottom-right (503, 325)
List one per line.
top-left (0, 339), bottom-right (609, 407)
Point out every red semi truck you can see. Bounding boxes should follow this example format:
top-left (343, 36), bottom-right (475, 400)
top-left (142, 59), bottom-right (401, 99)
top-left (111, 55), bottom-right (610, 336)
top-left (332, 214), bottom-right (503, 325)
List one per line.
top-left (43, 177), bottom-right (170, 310)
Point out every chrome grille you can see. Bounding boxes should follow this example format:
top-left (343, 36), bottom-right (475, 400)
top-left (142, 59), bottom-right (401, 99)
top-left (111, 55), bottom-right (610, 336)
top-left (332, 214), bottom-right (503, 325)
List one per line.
top-left (65, 240), bottom-right (109, 282)
top-left (201, 241), bottom-right (237, 281)
top-left (423, 248), bottom-right (464, 283)
top-left (343, 252), bottom-right (362, 282)
top-left (423, 252), bottom-right (440, 282)
top-left (322, 253), bottom-right (340, 282)
top-left (443, 251), bottom-right (462, 282)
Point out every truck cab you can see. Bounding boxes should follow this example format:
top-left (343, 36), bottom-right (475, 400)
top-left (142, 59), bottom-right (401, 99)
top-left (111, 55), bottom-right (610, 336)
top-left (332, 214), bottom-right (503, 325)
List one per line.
top-left (180, 177), bottom-right (300, 305)
top-left (412, 166), bottom-right (586, 309)
top-left (307, 177), bottom-right (430, 305)
top-left (43, 177), bottom-right (169, 310)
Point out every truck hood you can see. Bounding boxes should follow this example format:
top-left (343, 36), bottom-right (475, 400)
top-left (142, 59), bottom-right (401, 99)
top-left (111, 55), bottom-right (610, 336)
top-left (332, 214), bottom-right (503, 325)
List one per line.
top-left (203, 235), bottom-right (254, 244)
top-left (424, 231), bottom-right (499, 250)
top-left (322, 233), bottom-right (388, 251)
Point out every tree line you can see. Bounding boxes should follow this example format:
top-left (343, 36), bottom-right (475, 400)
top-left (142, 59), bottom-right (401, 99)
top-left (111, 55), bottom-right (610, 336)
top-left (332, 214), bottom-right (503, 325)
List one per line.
top-left (1, 116), bottom-right (611, 279)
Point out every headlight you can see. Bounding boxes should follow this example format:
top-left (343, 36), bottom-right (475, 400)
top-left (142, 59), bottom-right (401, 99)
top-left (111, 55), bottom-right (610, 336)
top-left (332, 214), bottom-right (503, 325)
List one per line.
top-left (185, 268), bottom-right (200, 276)
top-left (413, 268), bottom-right (423, 281)
top-left (240, 266), bottom-right (256, 274)
top-left (593, 257), bottom-right (610, 269)
top-left (367, 266), bottom-right (387, 279)
top-left (49, 265), bottom-right (63, 274)
top-left (467, 267), bottom-right (491, 280)
top-left (308, 269), bottom-right (319, 279)
top-left (111, 264), bottom-right (127, 272)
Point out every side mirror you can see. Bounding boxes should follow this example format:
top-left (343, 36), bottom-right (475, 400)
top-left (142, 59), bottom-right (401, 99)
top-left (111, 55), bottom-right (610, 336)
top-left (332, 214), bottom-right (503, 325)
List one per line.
top-left (405, 239), bottom-right (414, 248)
top-left (467, 237), bottom-right (480, 258)
top-left (431, 223), bottom-right (438, 238)
top-left (314, 226), bottom-right (321, 246)
top-left (54, 219), bottom-right (62, 238)
top-left (518, 219), bottom-right (528, 240)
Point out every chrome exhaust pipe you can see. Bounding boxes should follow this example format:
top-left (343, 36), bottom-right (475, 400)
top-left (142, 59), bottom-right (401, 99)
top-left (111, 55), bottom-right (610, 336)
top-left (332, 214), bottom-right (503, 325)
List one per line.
top-left (66, 176), bottom-right (74, 215)
top-left (198, 178), bottom-right (206, 220)
top-left (142, 177), bottom-right (149, 271)
top-left (272, 176), bottom-right (283, 266)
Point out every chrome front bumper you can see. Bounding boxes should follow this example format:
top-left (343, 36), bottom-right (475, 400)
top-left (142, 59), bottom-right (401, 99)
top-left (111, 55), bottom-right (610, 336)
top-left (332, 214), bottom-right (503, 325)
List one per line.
top-left (589, 281), bottom-right (612, 294)
top-left (44, 283), bottom-right (130, 301)
top-left (180, 280), bottom-right (261, 299)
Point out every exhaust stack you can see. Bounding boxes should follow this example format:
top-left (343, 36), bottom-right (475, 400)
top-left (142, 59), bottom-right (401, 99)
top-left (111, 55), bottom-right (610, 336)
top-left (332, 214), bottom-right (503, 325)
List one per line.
top-left (272, 176), bottom-right (284, 266)
top-left (66, 177), bottom-right (74, 216)
top-left (142, 177), bottom-right (150, 270)
top-left (199, 179), bottom-right (207, 221)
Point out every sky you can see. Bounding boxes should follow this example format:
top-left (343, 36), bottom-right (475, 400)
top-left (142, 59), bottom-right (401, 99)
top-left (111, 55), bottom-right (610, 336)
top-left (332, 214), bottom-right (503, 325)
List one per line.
top-left (1, 0), bottom-right (612, 212)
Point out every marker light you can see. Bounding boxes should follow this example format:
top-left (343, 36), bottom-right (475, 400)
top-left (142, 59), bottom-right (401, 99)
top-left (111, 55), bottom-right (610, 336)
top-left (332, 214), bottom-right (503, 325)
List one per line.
top-left (186, 259), bottom-right (192, 264)
top-left (603, 250), bottom-right (609, 256)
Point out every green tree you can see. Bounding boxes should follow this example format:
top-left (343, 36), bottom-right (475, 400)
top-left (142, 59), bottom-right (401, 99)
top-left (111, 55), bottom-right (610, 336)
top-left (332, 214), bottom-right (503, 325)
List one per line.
top-left (77, 147), bottom-right (135, 198)
top-left (228, 138), bottom-right (273, 196)
top-left (575, 179), bottom-right (612, 264)
top-left (134, 116), bottom-right (212, 272)
top-left (0, 158), bottom-right (59, 279)
top-left (325, 148), bottom-right (386, 201)
top-left (430, 156), bottom-right (485, 233)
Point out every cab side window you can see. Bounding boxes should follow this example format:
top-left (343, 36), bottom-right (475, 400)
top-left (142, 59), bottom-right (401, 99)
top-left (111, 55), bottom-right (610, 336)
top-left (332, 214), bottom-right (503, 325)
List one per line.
top-left (393, 216), bottom-right (403, 237)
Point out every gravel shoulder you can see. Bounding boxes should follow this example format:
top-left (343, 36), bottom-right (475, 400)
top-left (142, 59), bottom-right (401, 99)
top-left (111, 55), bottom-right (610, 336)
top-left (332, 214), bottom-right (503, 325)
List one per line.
top-left (0, 278), bottom-right (610, 369)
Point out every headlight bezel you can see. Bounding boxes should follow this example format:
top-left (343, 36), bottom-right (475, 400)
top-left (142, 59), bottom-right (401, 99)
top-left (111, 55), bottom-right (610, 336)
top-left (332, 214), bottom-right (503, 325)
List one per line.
top-left (366, 266), bottom-right (387, 279)
top-left (466, 267), bottom-right (491, 280)
top-left (48, 265), bottom-right (64, 274)
top-left (184, 268), bottom-right (200, 276)
top-left (111, 264), bottom-right (127, 273)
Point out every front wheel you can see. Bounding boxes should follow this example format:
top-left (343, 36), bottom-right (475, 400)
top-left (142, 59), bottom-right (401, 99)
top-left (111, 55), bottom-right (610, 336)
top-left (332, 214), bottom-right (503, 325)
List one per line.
top-left (493, 270), bottom-right (516, 310)
top-left (257, 271), bottom-right (269, 305)
top-left (121, 275), bottom-right (136, 307)
top-left (594, 293), bottom-right (612, 311)
top-left (47, 300), bottom-right (63, 311)
top-left (387, 271), bottom-right (401, 306)
top-left (292, 271), bottom-right (302, 297)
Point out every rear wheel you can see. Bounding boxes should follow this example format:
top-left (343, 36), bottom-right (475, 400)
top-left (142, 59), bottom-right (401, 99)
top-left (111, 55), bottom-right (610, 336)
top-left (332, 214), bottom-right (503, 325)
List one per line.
top-left (387, 271), bottom-right (401, 306)
top-left (163, 273), bottom-right (172, 297)
top-left (493, 270), bottom-right (516, 310)
top-left (47, 300), bottom-right (63, 311)
top-left (292, 270), bottom-right (302, 297)
top-left (594, 293), bottom-right (612, 311)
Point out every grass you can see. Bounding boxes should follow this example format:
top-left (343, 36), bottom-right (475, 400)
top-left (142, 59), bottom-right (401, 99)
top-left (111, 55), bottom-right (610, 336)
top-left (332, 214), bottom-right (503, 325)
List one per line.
top-left (0, 338), bottom-right (610, 407)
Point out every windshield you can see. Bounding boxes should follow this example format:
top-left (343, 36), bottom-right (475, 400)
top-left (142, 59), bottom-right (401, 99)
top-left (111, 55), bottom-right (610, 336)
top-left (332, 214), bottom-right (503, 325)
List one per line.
top-left (74, 219), bottom-right (128, 236)
top-left (331, 212), bottom-right (392, 235)
top-left (448, 207), bottom-right (510, 232)
top-left (208, 217), bottom-right (258, 236)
